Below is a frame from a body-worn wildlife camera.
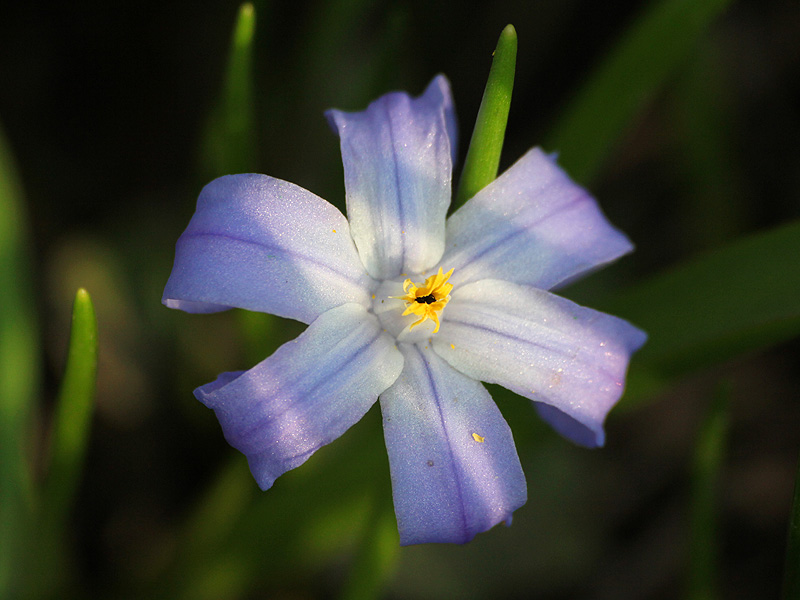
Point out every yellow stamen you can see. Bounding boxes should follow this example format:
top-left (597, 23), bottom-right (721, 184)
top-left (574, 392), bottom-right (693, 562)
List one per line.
top-left (394, 267), bottom-right (454, 333)
top-left (472, 433), bottom-right (485, 443)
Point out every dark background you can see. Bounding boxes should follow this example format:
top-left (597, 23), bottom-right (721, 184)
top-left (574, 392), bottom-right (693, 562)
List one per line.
top-left (1, 0), bottom-right (799, 598)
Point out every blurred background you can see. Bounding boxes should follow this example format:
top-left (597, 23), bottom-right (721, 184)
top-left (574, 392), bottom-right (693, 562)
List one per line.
top-left (1, 0), bottom-right (799, 598)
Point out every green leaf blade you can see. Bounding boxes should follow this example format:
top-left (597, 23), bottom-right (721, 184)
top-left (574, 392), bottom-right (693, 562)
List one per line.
top-left (200, 3), bottom-right (258, 177)
top-left (601, 221), bottom-right (800, 388)
top-left (454, 24), bottom-right (517, 207)
top-left (21, 289), bottom-right (100, 596)
top-left (45, 288), bottom-right (99, 518)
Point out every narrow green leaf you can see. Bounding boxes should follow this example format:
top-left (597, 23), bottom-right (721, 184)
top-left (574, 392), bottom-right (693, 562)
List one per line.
top-left (44, 288), bottom-right (98, 523)
top-left (546, 0), bottom-right (733, 184)
top-left (783, 452), bottom-right (800, 600)
top-left (454, 24), bottom-right (517, 207)
top-left (687, 381), bottom-right (729, 600)
top-left (0, 122), bottom-right (38, 596)
top-left (600, 220), bottom-right (800, 381)
top-left (200, 3), bottom-right (257, 177)
top-left (22, 289), bottom-right (99, 596)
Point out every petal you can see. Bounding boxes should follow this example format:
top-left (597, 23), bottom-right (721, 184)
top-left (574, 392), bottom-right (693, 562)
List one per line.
top-left (163, 174), bottom-right (374, 324)
top-left (379, 343), bottom-right (526, 545)
top-left (434, 75), bottom-right (459, 167)
top-left (195, 303), bottom-right (404, 490)
top-left (438, 148), bottom-right (633, 290)
top-left (326, 75), bottom-right (454, 280)
top-left (433, 280), bottom-right (646, 447)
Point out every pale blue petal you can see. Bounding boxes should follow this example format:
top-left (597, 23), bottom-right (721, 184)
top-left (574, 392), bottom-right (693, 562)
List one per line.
top-left (380, 343), bottom-right (526, 545)
top-left (326, 75), bottom-right (454, 280)
top-left (433, 74), bottom-right (459, 166)
top-left (163, 174), bottom-right (374, 324)
top-left (195, 303), bottom-right (404, 490)
top-left (433, 280), bottom-right (646, 447)
top-left (438, 148), bottom-right (633, 290)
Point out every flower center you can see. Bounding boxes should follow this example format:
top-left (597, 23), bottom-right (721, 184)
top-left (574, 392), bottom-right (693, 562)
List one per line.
top-left (394, 267), bottom-right (453, 333)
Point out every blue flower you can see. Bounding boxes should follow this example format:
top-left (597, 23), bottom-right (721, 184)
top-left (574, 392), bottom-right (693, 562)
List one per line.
top-left (163, 76), bottom-right (646, 545)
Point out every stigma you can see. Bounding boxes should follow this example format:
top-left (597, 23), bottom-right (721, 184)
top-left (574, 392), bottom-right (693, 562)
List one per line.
top-left (395, 267), bottom-right (454, 333)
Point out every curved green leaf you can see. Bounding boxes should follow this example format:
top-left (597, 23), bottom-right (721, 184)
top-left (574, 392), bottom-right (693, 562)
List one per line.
top-left (599, 220), bottom-right (800, 401)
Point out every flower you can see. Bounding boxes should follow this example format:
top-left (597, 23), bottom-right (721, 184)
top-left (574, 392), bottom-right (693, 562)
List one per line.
top-left (163, 75), bottom-right (646, 545)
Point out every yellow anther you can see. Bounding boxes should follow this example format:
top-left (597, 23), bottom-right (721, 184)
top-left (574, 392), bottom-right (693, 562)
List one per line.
top-left (394, 267), bottom-right (454, 333)
top-left (472, 433), bottom-right (485, 443)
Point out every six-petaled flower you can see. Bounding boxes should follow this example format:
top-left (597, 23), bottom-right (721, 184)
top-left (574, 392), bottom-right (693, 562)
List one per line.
top-left (163, 75), bottom-right (646, 545)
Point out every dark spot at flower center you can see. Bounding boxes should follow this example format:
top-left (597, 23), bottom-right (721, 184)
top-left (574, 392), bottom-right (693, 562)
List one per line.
top-left (415, 294), bottom-right (436, 304)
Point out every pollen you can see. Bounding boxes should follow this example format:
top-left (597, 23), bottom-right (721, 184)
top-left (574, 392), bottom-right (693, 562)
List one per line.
top-left (472, 432), bottom-right (485, 443)
top-left (394, 267), bottom-right (454, 333)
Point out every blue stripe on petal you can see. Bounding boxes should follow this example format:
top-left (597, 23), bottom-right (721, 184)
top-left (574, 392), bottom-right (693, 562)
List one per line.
top-left (439, 148), bottom-right (633, 290)
top-left (326, 76), bottom-right (454, 280)
top-left (195, 303), bottom-right (404, 490)
top-left (434, 280), bottom-right (646, 447)
top-left (379, 343), bottom-right (526, 545)
top-left (163, 174), bottom-right (374, 324)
